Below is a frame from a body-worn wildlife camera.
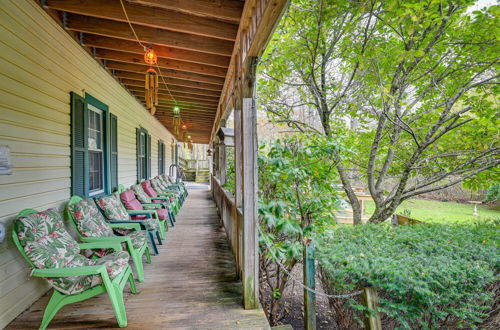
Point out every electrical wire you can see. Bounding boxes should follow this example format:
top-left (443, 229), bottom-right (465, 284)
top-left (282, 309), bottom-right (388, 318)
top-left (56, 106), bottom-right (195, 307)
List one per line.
top-left (118, 0), bottom-right (178, 106)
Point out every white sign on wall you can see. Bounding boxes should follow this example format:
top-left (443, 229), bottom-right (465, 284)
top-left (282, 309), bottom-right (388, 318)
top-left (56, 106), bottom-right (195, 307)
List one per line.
top-left (0, 145), bottom-right (12, 175)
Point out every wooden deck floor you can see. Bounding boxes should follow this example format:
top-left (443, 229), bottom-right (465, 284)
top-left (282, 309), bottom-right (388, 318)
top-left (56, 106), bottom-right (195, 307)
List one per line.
top-left (7, 187), bottom-right (270, 329)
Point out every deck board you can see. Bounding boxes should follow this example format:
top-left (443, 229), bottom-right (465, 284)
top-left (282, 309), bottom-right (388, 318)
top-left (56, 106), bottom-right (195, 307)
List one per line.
top-left (7, 188), bottom-right (270, 329)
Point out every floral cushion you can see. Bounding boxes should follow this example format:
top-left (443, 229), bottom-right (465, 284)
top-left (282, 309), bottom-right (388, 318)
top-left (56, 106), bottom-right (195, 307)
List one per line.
top-left (16, 209), bottom-right (129, 295)
top-left (95, 195), bottom-right (131, 221)
top-left (15, 208), bottom-right (71, 246)
top-left (132, 184), bottom-right (152, 203)
top-left (68, 199), bottom-right (114, 238)
top-left (151, 178), bottom-right (167, 194)
top-left (127, 230), bottom-right (148, 249)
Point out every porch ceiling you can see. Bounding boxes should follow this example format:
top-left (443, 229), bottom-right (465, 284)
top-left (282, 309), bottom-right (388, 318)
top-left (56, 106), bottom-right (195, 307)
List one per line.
top-left (39, 0), bottom-right (245, 144)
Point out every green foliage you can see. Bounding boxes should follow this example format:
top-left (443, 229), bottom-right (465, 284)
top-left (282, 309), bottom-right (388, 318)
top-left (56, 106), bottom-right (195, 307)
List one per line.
top-left (258, 135), bottom-right (343, 323)
top-left (259, 0), bottom-right (500, 222)
top-left (484, 183), bottom-right (500, 203)
top-left (223, 148), bottom-right (235, 195)
top-left (316, 221), bottom-right (500, 328)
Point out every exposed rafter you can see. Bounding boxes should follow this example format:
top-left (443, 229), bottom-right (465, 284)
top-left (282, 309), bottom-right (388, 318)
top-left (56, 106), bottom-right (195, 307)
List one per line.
top-left (112, 71), bottom-right (223, 91)
top-left (95, 48), bottom-right (227, 77)
top-left (46, 0), bottom-right (238, 40)
top-left (82, 34), bottom-right (230, 67)
top-left (66, 14), bottom-right (234, 56)
top-left (105, 61), bottom-right (225, 85)
top-left (126, 0), bottom-right (244, 24)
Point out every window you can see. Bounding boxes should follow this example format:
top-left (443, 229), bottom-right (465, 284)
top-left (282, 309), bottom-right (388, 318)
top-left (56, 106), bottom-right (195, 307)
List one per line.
top-left (71, 92), bottom-right (117, 197)
top-left (136, 127), bottom-right (151, 181)
top-left (88, 105), bottom-right (104, 195)
top-left (158, 140), bottom-right (165, 175)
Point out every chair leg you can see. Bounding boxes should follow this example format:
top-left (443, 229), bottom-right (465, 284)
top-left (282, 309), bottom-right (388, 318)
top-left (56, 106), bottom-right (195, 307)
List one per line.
top-left (158, 218), bottom-right (167, 237)
top-left (147, 231), bottom-right (159, 255)
top-left (145, 246), bottom-right (152, 264)
top-left (39, 290), bottom-right (66, 330)
top-left (131, 251), bottom-right (145, 282)
top-left (156, 230), bottom-right (162, 245)
top-left (107, 285), bottom-right (128, 327)
top-left (168, 211), bottom-right (175, 227)
top-left (128, 272), bottom-right (138, 294)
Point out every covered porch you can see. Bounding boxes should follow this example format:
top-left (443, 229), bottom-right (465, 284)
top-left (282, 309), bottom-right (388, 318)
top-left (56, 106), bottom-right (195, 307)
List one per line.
top-left (0, 0), bottom-right (289, 328)
top-left (7, 187), bottom-right (270, 329)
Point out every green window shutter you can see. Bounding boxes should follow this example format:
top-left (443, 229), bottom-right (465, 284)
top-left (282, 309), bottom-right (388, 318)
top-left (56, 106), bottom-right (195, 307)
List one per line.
top-left (146, 133), bottom-right (151, 178)
top-left (70, 92), bottom-right (88, 197)
top-left (158, 140), bottom-right (164, 175)
top-left (136, 127), bottom-right (141, 182)
top-left (110, 113), bottom-right (118, 191)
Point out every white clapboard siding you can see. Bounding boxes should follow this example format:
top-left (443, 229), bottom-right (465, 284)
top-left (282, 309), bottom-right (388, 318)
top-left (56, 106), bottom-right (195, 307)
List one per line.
top-left (0, 0), bottom-right (178, 327)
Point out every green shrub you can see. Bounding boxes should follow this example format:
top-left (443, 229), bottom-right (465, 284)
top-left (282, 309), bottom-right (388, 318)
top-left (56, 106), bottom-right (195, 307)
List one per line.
top-left (484, 183), bottom-right (500, 203)
top-left (316, 221), bottom-right (499, 329)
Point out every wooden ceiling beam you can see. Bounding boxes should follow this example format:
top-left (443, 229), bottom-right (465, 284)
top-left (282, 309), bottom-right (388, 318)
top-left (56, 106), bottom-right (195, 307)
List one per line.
top-left (154, 100), bottom-right (217, 112)
top-left (66, 14), bottom-right (234, 56)
top-left (125, 0), bottom-right (244, 24)
top-left (94, 48), bottom-right (226, 77)
top-left (116, 75), bottom-right (221, 97)
top-left (123, 82), bottom-right (220, 100)
top-left (105, 61), bottom-right (224, 85)
top-left (132, 91), bottom-right (219, 106)
top-left (138, 99), bottom-right (217, 112)
top-left (126, 86), bottom-right (220, 104)
top-left (82, 34), bottom-right (229, 68)
top-left (46, 0), bottom-right (238, 41)
top-left (112, 70), bottom-right (223, 91)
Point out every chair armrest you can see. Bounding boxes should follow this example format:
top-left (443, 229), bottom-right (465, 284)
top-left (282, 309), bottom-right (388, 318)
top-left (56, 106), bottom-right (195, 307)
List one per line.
top-left (141, 203), bottom-right (163, 208)
top-left (150, 197), bottom-right (169, 201)
top-left (109, 223), bottom-right (142, 231)
top-left (32, 265), bottom-right (106, 278)
top-left (126, 210), bottom-right (153, 217)
top-left (81, 236), bottom-right (135, 252)
top-left (79, 241), bottom-right (122, 251)
top-left (109, 219), bottom-right (147, 230)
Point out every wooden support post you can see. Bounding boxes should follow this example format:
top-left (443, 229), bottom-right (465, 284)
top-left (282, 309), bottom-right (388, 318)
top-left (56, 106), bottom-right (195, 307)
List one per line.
top-left (362, 286), bottom-right (382, 330)
top-left (303, 242), bottom-right (316, 330)
top-left (241, 56), bottom-right (259, 309)
top-left (241, 96), bottom-right (258, 309)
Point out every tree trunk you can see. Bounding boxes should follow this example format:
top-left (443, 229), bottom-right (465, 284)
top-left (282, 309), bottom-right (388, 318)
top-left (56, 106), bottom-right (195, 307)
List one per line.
top-left (337, 165), bottom-right (362, 224)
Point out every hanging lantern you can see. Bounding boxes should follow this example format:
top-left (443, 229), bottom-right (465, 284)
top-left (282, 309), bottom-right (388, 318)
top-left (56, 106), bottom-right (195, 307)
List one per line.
top-left (145, 67), bottom-right (158, 115)
top-left (144, 47), bottom-right (157, 66)
top-left (144, 47), bottom-right (158, 115)
top-left (187, 138), bottom-right (193, 150)
top-left (172, 104), bottom-right (182, 135)
top-left (181, 123), bottom-right (187, 130)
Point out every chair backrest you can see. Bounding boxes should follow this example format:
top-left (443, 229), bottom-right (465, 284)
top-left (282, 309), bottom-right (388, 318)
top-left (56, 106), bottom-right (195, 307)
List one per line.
top-left (120, 189), bottom-right (144, 211)
top-left (158, 175), bottom-right (170, 188)
top-left (66, 196), bottom-right (114, 238)
top-left (141, 180), bottom-right (158, 198)
top-left (13, 208), bottom-right (98, 295)
top-left (94, 194), bottom-right (131, 221)
top-left (13, 208), bottom-right (81, 268)
top-left (132, 184), bottom-right (153, 203)
top-left (117, 184), bottom-right (126, 193)
top-left (151, 178), bottom-right (166, 193)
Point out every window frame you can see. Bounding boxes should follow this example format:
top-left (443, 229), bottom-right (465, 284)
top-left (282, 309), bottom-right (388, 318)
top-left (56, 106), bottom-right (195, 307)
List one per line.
top-left (136, 127), bottom-right (150, 182)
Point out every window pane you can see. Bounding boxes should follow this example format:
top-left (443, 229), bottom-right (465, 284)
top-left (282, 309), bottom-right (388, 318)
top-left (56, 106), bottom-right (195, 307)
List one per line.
top-left (89, 151), bottom-right (103, 194)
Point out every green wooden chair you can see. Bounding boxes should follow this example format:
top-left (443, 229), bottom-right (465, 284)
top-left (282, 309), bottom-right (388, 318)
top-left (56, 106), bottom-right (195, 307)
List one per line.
top-left (150, 177), bottom-right (182, 213)
top-left (94, 193), bottom-right (163, 255)
top-left (12, 208), bottom-right (137, 329)
top-left (161, 173), bottom-right (188, 198)
top-left (66, 196), bottom-right (151, 282)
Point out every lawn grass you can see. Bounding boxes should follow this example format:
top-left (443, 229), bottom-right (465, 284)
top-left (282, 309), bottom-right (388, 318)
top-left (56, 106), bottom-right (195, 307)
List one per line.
top-left (364, 199), bottom-right (500, 224)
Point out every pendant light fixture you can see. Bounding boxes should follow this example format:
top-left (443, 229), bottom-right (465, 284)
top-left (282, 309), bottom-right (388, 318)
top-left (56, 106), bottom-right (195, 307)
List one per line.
top-left (144, 47), bottom-right (158, 115)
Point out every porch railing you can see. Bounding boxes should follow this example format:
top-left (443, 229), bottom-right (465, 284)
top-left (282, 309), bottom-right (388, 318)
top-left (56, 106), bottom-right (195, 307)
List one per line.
top-left (212, 175), bottom-right (243, 277)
